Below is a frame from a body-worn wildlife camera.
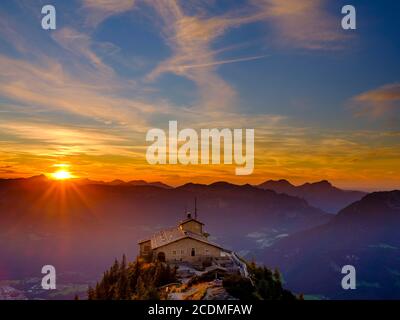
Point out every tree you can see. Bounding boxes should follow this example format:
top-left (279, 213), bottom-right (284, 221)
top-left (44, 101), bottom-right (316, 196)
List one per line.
top-left (89, 255), bottom-right (176, 300)
top-left (223, 261), bottom-right (297, 300)
top-left (117, 254), bottom-right (130, 299)
top-left (87, 286), bottom-right (95, 300)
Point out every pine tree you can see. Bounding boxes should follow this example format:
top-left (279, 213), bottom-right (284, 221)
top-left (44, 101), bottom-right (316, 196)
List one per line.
top-left (128, 258), bottom-right (141, 295)
top-left (117, 254), bottom-right (129, 299)
top-left (273, 268), bottom-right (281, 283)
top-left (87, 286), bottom-right (95, 300)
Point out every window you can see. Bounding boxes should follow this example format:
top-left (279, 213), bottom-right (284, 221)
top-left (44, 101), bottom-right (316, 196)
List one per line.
top-left (157, 252), bottom-right (166, 262)
top-left (181, 250), bottom-right (184, 254)
top-left (191, 248), bottom-right (195, 256)
top-left (172, 250), bottom-right (176, 255)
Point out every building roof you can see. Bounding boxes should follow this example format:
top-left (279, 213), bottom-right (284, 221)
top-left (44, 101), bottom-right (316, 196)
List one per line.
top-left (138, 213), bottom-right (230, 252)
top-left (179, 217), bottom-right (204, 226)
top-left (147, 226), bottom-right (228, 251)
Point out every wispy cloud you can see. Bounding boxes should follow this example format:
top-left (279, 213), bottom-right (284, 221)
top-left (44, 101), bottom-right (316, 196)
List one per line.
top-left (352, 83), bottom-right (400, 117)
top-left (144, 1), bottom-right (269, 111)
top-left (0, 122), bottom-right (126, 146)
top-left (252, 0), bottom-right (346, 49)
top-left (0, 10), bottom-right (29, 53)
top-left (178, 54), bottom-right (269, 70)
top-left (52, 27), bottom-right (115, 76)
top-left (144, 0), bottom-right (344, 112)
top-left (82, 0), bottom-right (137, 27)
top-left (0, 54), bottom-right (158, 130)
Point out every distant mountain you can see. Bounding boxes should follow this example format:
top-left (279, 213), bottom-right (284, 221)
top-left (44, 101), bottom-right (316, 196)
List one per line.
top-left (258, 179), bottom-right (367, 213)
top-left (258, 179), bottom-right (297, 194)
top-left (0, 177), bottom-right (330, 283)
top-left (108, 179), bottom-right (126, 186)
top-left (73, 177), bottom-right (106, 185)
top-left (63, 177), bottom-right (171, 188)
top-left (127, 180), bottom-right (172, 189)
top-left (2, 176), bottom-right (173, 189)
top-left (261, 191), bottom-right (400, 299)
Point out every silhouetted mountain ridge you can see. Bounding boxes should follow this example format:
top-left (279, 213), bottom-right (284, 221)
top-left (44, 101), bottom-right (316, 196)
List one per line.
top-left (261, 190), bottom-right (400, 299)
top-left (0, 176), bottom-right (330, 281)
top-left (258, 179), bottom-right (367, 213)
top-left (335, 190), bottom-right (400, 224)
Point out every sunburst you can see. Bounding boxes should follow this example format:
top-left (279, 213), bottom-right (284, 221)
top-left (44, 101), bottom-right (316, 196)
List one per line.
top-left (52, 170), bottom-right (73, 180)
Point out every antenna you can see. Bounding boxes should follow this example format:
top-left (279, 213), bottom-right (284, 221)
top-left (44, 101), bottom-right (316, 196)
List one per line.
top-left (194, 197), bottom-right (197, 220)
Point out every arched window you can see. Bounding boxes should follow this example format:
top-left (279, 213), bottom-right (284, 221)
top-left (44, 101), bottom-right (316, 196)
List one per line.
top-left (191, 248), bottom-right (195, 256)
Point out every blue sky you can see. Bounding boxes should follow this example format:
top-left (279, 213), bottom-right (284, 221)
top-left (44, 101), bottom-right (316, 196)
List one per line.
top-left (0, 0), bottom-right (399, 190)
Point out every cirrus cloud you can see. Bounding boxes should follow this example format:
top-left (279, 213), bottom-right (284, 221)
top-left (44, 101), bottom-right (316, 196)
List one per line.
top-left (82, 0), bottom-right (137, 27)
top-left (352, 83), bottom-right (400, 117)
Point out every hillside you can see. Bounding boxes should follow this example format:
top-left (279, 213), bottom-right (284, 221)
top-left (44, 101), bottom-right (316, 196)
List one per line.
top-left (261, 191), bottom-right (400, 299)
top-left (87, 255), bottom-right (297, 300)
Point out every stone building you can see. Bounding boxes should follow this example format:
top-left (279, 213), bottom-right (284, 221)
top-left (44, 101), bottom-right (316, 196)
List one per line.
top-left (138, 212), bottom-right (230, 263)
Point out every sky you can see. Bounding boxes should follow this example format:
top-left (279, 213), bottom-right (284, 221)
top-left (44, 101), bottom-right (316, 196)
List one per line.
top-left (0, 0), bottom-right (399, 190)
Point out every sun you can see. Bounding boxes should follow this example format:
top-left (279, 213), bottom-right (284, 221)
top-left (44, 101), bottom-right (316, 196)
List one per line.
top-left (52, 169), bottom-right (73, 180)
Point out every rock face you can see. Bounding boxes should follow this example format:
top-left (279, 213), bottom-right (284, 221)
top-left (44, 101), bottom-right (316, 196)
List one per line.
top-left (167, 254), bottom-right (246, 300)
top-left (258, 179), bottom-right (367, 213)
top-left (261, 191), bottom-right (400, 299)
top-left (167, 279), bottom-right (236, 300)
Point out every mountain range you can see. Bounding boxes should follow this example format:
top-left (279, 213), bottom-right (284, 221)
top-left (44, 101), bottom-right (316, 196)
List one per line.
top-left (261, 190), bottom-right (400, 299)
top-left (257, 179), bottom-right (367, 213)
top-left (0, 175), bottom-right (398, 299)
top-left (0, 176), bottom-right (330, 282)
top-left (67, 177), bottom-right (172, 189)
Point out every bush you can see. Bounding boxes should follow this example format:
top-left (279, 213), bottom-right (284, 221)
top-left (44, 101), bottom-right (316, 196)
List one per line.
top-left (222, 262), bottom-right (297, 301)
top-left (223, 274), bottom-right (255, 300)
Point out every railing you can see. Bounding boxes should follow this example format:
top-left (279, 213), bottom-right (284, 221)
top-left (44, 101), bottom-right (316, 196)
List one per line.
top-left (229, 252), bottom-right (253, 285)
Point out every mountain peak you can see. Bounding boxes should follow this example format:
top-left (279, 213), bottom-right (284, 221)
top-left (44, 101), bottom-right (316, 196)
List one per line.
top-left (258, 178), bottom-right (366, 213)
top-left (29, 174), bottom-right (48, 180)
top-left (22, 174), bottom-right (49, 183)
top-left (336, 190), bottom-right (400, 222)
top-left (313, 180), bottom-right (333, 187)
top-left (209, 181), bottom-right (237, 188)
top-left (109, 179), bottom-right (126, 185)
top-left (263, 179), bottom-right (294, 186)
top-left (257, 179), bottom-right (296, 193)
